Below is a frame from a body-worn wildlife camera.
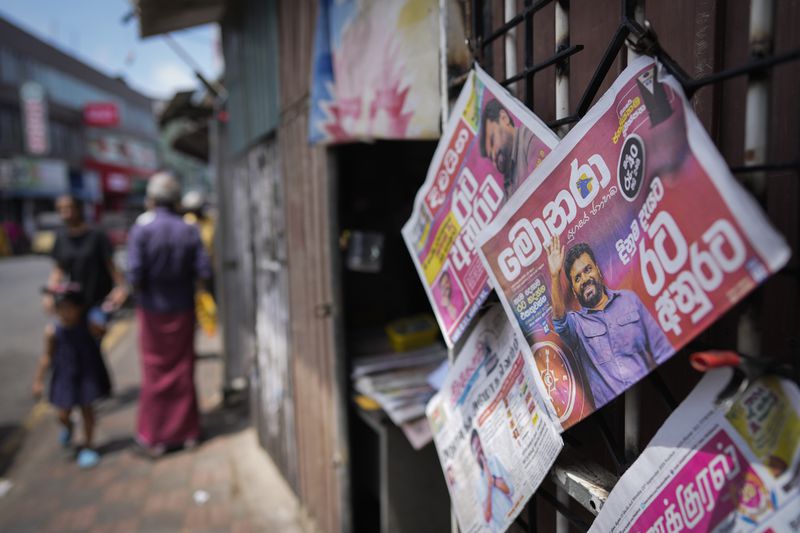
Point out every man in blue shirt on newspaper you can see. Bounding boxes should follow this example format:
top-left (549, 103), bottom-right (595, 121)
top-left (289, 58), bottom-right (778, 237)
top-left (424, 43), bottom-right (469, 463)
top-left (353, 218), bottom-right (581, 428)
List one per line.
top-left (471, 429), bottom-right (514, 528)
top-left (545, 235), bottom-right (672, 408)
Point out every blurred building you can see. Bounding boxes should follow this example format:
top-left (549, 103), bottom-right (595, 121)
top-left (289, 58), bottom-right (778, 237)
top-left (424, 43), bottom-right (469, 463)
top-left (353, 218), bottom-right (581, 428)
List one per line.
top-left (0, 15), bottom-right (159, 243)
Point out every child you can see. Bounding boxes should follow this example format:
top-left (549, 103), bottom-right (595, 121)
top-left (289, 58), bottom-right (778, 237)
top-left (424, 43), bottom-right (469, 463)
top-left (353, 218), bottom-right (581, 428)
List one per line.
top-left (32, 283), bottom-right (112, 469)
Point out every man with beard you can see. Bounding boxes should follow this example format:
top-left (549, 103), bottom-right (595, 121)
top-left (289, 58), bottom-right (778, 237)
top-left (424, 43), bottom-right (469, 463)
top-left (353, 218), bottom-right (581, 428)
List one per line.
top-left (479, 99), bottom-right (541, 197)
top-left (546, 236), bottom-right (671, 408)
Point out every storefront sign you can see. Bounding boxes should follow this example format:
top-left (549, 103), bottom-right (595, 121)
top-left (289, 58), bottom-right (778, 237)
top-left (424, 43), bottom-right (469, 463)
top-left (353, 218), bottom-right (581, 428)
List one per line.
top-left (83, 102), bottom-right (120, 127)
top-left (85, 130), bottom-right (158, 174)
top-left (3, 158), bottom-right (67, 196)
top-left (20, 82), bottom-right (49, 156)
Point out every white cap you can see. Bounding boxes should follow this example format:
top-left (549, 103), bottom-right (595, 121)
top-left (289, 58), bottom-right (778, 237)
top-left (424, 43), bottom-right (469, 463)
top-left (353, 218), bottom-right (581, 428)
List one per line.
top-left (182, 190), bottom-right (206, 211)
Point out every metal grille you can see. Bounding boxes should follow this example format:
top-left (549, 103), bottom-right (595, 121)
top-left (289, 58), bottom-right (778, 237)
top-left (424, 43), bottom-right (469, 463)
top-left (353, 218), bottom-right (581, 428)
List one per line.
top-left (458, 0), bottom-right (800, 531)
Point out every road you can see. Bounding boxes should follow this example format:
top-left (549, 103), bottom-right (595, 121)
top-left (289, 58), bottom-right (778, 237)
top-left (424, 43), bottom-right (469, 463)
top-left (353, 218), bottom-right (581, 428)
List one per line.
top-left (0, 256), bottom-right (51, 447)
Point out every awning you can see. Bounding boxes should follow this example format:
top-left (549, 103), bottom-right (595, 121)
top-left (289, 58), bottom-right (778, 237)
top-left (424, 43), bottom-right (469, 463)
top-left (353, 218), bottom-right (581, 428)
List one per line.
top-left (159, 90), bottom-right (213, 127)
top-left (159, 91), bottom-right (214, 162)
top-left (173, 123), bottom-right (210, 162)
top-left (135, 0), bottom-right (226, 38)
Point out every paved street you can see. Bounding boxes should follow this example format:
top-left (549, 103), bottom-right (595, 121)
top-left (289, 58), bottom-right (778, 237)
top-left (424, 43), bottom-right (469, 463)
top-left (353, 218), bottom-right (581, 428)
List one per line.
top-left (0, 256), bottom-right (312, 532)
top-left (0, 255), bottom-right (52, 456)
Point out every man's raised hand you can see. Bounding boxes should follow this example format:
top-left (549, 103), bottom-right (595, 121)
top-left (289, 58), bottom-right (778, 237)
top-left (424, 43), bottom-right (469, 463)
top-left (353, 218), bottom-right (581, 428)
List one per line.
top-left (546, 234), bottom-right (565, 279)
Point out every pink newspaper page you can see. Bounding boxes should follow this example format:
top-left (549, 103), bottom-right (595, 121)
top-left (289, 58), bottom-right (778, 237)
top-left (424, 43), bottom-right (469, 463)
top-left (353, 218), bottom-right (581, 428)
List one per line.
top-left (403, 65), bottom-right (559, 347)
top-left (477, 57), bottom-right (789, 429)
top-left (591, 369), bottom-right (800, 532)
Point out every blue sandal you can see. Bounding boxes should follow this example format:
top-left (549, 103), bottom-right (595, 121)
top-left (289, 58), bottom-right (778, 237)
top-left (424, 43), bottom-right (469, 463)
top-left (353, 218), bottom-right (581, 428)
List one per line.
top-left (58, 426), bottom-right (73, 448)
top-left (77, 448), bottom-right (100, 469)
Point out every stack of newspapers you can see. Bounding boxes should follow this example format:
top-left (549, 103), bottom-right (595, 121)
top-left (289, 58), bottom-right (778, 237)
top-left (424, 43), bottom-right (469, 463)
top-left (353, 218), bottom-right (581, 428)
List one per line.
top-left (352, 343), bottom-right (447, 428)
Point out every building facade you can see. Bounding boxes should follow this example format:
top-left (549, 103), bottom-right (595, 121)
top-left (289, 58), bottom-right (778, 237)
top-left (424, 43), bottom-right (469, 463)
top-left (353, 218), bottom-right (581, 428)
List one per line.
top-left (0, 15), bottom-right (159, 245)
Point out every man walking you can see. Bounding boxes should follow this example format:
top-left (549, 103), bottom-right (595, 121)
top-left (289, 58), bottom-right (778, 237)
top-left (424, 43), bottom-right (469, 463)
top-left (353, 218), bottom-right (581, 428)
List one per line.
top-left (127, 172), bottom-right (211, 456)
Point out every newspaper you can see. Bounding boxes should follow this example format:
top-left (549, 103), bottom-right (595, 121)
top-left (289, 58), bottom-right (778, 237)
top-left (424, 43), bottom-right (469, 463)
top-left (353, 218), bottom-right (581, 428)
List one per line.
top-left (426, 306), bottom-right (563, 532)
top-left (400, 417), bottom-right (434, 451)
top-left (591, 369), bottom-right (800, 532)
top-left (477, 57), bottom-right (790, 430)
top-left (354, 362), bottom-right (443, 426)
top-left (403, 65), bottom-right (559, 347)
top-left (351, 343), bottom-right (447, 379)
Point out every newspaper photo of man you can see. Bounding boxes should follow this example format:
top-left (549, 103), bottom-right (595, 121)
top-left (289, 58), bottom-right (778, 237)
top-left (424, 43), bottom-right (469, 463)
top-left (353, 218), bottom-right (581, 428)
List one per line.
top-left (545, 235), bottom-right (672, 408)
top-left (470, 429), bottom-right (514, 527)
top-left (479, 99), bottom-right (543, 197)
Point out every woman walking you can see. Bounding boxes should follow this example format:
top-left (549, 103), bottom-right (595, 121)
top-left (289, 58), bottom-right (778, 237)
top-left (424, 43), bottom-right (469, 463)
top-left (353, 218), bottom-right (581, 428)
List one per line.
top-left (46, 195), bottom-right (128, 337)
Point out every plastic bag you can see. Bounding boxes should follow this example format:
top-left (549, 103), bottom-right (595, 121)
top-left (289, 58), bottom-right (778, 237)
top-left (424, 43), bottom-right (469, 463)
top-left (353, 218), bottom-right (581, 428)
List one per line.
top-left (195, 290), bottom-right (217, 336)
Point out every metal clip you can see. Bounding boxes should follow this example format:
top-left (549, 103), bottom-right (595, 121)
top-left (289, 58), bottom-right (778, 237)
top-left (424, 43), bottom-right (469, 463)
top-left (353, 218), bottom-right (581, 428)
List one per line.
top-left (689, 350), bottom-right (797, 412)
top-left (625, 20), bottom-right (660, 57)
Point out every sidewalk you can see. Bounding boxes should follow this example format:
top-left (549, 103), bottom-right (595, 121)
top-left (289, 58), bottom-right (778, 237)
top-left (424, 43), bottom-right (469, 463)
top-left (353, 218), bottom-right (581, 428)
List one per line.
top-left (0, 314), bottom-right (313, 533)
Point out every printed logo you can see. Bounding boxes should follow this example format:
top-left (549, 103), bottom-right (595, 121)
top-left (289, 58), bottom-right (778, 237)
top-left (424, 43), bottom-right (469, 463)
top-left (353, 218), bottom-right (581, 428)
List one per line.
top-left (568, 155), bottom-right (611, 209)
top-left (575, 173), bottom-right (593, 199)
top-left (638, 67), bottom-right (655, 95)
top-left (617, 134), bottom-right (645, 202)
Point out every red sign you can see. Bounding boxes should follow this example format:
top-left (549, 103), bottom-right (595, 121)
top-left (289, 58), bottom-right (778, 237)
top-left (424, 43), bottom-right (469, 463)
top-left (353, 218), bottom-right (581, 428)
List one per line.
top-left (83, 103), bottom-right (119, 127)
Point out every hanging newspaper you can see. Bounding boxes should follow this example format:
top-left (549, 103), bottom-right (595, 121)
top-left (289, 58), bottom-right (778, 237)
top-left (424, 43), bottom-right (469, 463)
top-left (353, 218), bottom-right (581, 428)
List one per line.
top-left (403, 65), bottom-right (559, 347)
top-left (591, 369), bottom-right (800, 532)
top-left (426, 306), bottom-right (562, 532)
top-left (476, 57), bottom-right (790, 430)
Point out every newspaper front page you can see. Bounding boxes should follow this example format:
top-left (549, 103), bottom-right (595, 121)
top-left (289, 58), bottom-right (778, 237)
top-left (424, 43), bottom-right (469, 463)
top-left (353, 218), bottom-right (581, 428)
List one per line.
top-left (403, 66), bottom-right (559, 347)
top-left (591, 369), bottom-right (800, 532)
top-left (477, 57), bottom-right (790, 429)
top-left (426, 306), bottom-right (563, 532)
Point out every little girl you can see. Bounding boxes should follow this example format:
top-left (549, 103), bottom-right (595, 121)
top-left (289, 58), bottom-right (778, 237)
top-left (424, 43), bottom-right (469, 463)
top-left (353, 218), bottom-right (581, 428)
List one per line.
top-left (32, 283), bottom-right (111, 469)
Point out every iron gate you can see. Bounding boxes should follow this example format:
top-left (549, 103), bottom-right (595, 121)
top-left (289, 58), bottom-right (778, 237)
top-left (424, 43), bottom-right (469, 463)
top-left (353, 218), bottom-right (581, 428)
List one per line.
top-left (454, 0), bottom-right (800, 530)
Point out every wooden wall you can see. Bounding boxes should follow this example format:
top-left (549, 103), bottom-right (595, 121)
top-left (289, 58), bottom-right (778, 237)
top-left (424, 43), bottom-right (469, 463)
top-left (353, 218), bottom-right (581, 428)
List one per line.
top-left (277, 2), bottom-right (349, 533)
top-left (247, 138), bottom-right (299, 492)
